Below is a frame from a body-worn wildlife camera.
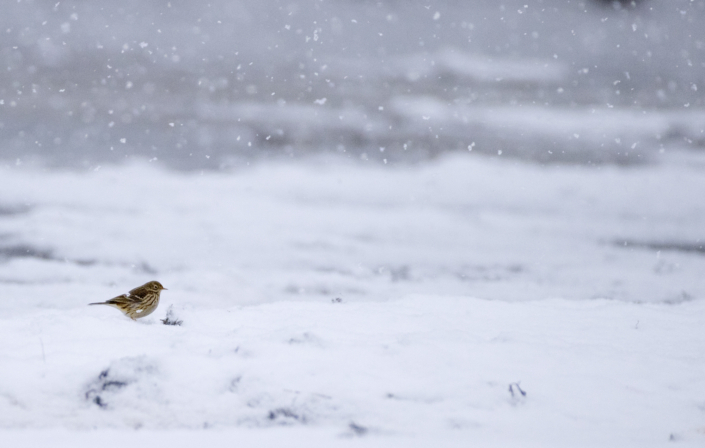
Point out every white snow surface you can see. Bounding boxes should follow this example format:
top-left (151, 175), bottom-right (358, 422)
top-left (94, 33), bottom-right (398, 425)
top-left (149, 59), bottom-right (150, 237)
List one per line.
top-left (1, 154), bottom-right (705, 446)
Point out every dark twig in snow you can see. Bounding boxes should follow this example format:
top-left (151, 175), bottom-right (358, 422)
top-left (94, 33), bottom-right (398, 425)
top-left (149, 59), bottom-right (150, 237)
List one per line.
top-left (509, 382), bottom-right (527, 398)
top-left (161, 305), bottom-right (183, 326)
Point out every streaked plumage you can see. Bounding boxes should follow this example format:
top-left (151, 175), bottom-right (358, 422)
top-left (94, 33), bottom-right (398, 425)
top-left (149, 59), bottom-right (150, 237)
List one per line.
top-left (89, 281), bottom-right (167, 320)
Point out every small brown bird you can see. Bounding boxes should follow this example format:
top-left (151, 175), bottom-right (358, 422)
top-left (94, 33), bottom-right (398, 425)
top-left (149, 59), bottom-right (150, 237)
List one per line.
top-left (89, 281), bottom-right (167, 320)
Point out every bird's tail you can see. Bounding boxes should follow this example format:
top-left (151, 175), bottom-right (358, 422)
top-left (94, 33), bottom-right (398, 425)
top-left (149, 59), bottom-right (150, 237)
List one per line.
top-left (88, 302), bottom-right (107, 306)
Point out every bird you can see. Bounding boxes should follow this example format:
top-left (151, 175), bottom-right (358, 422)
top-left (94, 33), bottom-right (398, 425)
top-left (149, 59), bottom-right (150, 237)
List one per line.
top-left (89, 281), bottom-right (167, 320)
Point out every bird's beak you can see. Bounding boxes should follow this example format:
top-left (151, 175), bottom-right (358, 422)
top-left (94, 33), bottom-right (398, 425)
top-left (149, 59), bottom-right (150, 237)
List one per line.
top-left (163, 287), bottom-right (168, 290)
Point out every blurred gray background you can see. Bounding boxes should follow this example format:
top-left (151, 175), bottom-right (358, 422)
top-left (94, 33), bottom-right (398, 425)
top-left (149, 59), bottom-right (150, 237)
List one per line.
top-left (0, 0), bottom-right (703, 169)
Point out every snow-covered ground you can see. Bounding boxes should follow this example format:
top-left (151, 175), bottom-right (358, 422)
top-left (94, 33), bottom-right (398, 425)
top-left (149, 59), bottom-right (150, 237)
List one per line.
top-left (2, 297), bottom-right (705, 446)
top-left (1, 1), bottom-right (705, 445)
top-left (1, 153), bottom-right (705, 446)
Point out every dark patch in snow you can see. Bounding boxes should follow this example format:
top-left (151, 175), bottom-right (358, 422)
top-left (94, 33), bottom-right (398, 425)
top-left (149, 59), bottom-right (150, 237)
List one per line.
top-left (0, 204), bottom-right (31, 216)
top-left (85, 368), bottom-right (130, 409)
top-left (614, 239), bottom-right (705, 256)
top-left (663, 291), bottom-right (696, 305)
top-left (455, 264), bottom-right (524, 282)
top-left (0, 241), bottom-right (164, 280)
top-left (331, 297), bottom-right (343, 303)
top-left (508, 382), bottom-right (527, 398)
top-left (267, 407), bottom-right (307, 424)
top-left (508, 382), bottom-right (527, 406)
top-left (0, 244), bottom-right (54, 261)
top-left (348, 422), bottom-right (368, 436)
top-left (101, 380), bottom-right (128, 391)
top-left (84, 357), bottom-right (157, 409)
top-left (0, 242), bottom-right (97, 266)
top-left (592, 0), bottom-right (646, 10)
top-left (288, 332), bottom-right (321, 345)
top-left (228, 376), bottom-right (242, 393)
top-left (0, 393), bottom-right (22, 408)
top-left (92, 395), bottom-right (107, 409)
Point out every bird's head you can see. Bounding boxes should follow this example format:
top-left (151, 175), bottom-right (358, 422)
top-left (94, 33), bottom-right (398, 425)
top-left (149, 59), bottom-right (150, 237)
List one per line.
top-left (146, 281), bottom-right (167, 292)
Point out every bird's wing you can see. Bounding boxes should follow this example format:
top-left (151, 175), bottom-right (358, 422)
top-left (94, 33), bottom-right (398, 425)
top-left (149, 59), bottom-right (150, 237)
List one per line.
top-left (128, 284), bottom-right (149, 296)
top-left (104, 293), bottom-right (141, 305)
